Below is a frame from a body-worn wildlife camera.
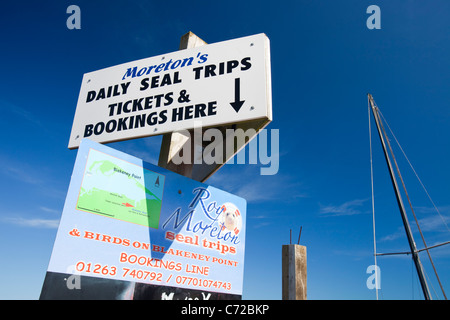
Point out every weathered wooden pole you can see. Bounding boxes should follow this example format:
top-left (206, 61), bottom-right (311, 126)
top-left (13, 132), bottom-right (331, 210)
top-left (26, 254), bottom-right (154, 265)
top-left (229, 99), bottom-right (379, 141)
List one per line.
top-left (158, 32), bottom-right (207, 180)
top-left (282, 244), bottom-right (307, 300)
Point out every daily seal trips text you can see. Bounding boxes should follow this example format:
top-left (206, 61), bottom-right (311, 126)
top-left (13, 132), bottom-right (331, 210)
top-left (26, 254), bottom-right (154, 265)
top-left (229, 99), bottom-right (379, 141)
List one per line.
top-left (81, 56), bottom-right (252, 139)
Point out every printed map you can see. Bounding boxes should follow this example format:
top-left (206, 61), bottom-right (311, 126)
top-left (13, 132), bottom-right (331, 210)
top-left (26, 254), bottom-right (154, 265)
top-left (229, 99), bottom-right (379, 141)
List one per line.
top-left (76, 148), bottom-right (165, 228)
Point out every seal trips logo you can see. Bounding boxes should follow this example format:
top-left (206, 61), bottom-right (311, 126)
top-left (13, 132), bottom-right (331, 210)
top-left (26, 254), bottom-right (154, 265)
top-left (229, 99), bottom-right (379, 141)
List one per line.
top-left (162, 187), bottom-right (243, 255)
top-left (219, 203), bottom-right (242, 236)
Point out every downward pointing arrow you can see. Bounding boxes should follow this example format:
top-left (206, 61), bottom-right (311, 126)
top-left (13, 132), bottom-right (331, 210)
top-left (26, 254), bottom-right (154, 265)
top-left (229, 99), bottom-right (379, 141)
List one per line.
top-left (230, 78), bottom-right (245, 113)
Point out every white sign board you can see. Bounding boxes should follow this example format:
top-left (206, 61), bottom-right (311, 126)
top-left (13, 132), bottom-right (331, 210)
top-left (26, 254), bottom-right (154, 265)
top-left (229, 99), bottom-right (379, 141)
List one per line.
top-left (68, 34), bottom-right (272, 149)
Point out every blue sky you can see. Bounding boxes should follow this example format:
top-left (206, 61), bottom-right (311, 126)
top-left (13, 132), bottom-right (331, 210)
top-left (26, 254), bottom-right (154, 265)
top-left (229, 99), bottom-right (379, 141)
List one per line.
top-left (1, 0), bottom-right (449, 300)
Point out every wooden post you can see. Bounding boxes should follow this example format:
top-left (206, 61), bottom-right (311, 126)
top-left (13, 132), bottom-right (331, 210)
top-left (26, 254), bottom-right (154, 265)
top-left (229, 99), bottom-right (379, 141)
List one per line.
top-left (158, 32), bottom-right (207, 180)
top-left (282, 244), bottom-right (307, 300)
top-left (158, 32), bottom-right (272, 182)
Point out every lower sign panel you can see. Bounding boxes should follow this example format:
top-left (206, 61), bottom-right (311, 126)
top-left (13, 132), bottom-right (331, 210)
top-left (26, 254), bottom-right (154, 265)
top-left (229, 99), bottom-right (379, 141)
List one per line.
top-left (41, 138), bottom-right (246, 299)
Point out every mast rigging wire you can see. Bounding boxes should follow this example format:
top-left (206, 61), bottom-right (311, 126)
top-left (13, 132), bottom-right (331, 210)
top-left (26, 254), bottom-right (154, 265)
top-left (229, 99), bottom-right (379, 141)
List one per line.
top-left (378, 110), bottom-right (450, 234)
top-left (368, 95), bottom-right (448, 300)
top-left (376, 108), bottom-right (447, 300)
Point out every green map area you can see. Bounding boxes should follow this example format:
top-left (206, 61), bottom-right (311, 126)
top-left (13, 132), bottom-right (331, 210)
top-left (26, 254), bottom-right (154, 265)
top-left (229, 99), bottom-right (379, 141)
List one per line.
top-left (76, 149), bottom-right (165, 228)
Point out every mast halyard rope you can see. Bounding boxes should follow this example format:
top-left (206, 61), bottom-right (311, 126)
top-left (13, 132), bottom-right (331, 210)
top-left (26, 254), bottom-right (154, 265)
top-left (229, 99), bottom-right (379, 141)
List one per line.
top-left (378, 110), bottom-right (450, 234)
top-left (368, 96), bottom-right (379, 300)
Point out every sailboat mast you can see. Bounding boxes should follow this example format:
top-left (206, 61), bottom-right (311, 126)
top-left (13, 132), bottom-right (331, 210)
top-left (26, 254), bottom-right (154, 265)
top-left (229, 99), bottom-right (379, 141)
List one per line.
top-left (368, 94), bottom-right (432, 300)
